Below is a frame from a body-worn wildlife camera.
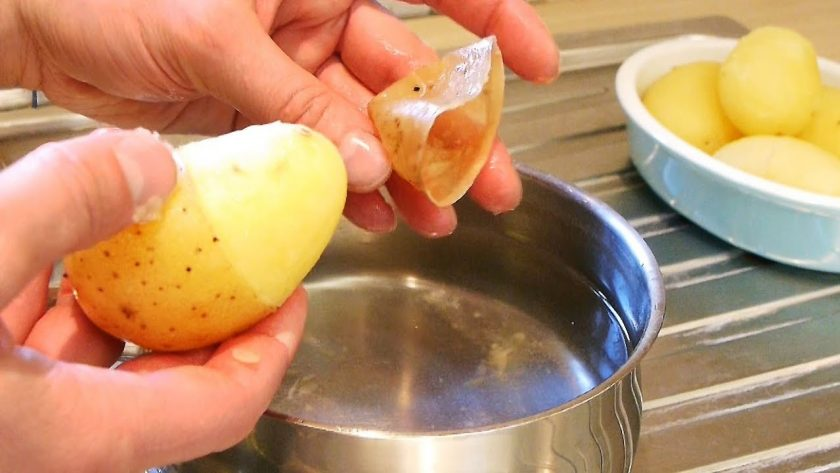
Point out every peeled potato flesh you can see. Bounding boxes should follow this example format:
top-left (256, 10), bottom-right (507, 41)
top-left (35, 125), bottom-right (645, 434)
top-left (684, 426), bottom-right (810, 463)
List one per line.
top-left (719, 26), bottom-right (821, 136)
top-left (64, 123), bottom-right (347, 351)
top-left (643, 61), bottom-right (742, 154)
top-left (713, 135), bottom-right (840, 196)
top-left (368, 36), bottom-right (504, 206)
top-left (799, 86), bottom-right (840, 158)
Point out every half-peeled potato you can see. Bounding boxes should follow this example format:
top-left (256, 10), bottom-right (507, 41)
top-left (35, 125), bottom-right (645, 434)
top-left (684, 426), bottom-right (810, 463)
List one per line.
top-left (368, 36), bottom-right (504, 206)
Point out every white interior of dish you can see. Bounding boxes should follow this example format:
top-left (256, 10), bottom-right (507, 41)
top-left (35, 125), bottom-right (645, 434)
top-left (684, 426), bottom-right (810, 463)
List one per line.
top-left (615, 35), bottom-right (840, 212)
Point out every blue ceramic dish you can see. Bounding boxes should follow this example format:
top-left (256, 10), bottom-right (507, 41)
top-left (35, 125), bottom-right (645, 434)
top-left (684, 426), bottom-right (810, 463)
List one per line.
top-left (615, 35), bottom-right (840, 273)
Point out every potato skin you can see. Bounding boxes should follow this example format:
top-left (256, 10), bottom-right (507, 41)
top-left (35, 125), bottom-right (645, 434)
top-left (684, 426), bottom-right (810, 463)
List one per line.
top-left (65, 184), bottom-right (269, 352)
top-left (643, 61), bottom-right (741, 154)
top-left (718, 26), bottom-right (821, 136)
top-left (713, 135), bottom-right (840, 196)
top-left (799, 86), bottom-right (840, 158)
top-left (65, 123), bottom-right (347, 351)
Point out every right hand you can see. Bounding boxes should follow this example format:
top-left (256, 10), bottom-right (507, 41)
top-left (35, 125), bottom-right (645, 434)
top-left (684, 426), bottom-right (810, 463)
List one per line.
top-left (8, 0), bottom-right (560, 237)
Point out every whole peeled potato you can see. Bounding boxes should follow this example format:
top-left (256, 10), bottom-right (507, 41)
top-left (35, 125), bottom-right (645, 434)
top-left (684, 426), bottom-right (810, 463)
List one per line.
top-left (643, 61), bottom-right (741, 154)
top-left (713, 135), bottom-right (840, 196)
top-left (64, 122), bottom-right (347, 351)
top-left (719, 26), bottom-right (821, 136)
top-left (799, 86), bottom-right (840, 157)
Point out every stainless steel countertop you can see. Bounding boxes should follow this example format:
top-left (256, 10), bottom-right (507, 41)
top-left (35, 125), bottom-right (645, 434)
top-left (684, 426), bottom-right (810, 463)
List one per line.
top-left (1, 16), bottom-right (838, 472)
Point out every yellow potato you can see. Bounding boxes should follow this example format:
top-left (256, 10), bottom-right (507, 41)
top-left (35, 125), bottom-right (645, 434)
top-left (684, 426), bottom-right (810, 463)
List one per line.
top-left (713, 135), bottom-right (840, 196)
top-left (64, 123), bottom-right (347, 351)
top-left (643, 61), bottom-right (741, 154)
top-left (799, 86), bottom-right (840, 157)
top-left (719, 26), bottom-right (821, 136)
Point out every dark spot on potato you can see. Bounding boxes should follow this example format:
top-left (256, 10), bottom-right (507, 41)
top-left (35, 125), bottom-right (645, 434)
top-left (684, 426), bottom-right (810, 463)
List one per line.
top-left (229, 295), bottom-right (236, 301)
top-left (112, 272), bottom-right (120, 280)
top-left (62, 272), bottom-right (68, 279)
top-left (158, 286), bottom-right (164, 292)
top-left (169, 326), bottom-right (176, 333)
top-left (152, 301), bottom-right (158, 307)
top-left (97, 287), bottom-right (104, 293)
top-left (120, 305), bottom-right (136, 320)
top-left (212, 236), bottom-right (220, 243)
top-left (134, 229), bottom-right (143, 236)
top-left (191, 305), bottom-right (197, 311)
top-left (232, 164), bottom-right (244, 174)
top-left (86, 274), bottom-right (92, 281)
top-left (140, 323), bottom-right (147, 330)
top-left (148, 259), bottom-right (155, 265)
top-left (413, 85), bottom-right (421, 92)
top-left (215, 293), bottom-right (221, 299)
top-left (394, 117), bottom-right (402, 128)
top-left (195, 247), bottom-right (203, 254)
top-left (134, 261), bottom-right (140, 267)
top-left (185, 266), bottom-right (192, 273)
top-left (146, 247), bottom-right (154, 252)
top-left (175, 284), bottom-right (182, 290)
top-left (141, 280), bottom-right (147, 286)
top-left (200, 312), bottom-right (208, 319)
top-left (103, 250), bottom-right (111, 258)
top-left (181, 207), bottom-right (188, 213)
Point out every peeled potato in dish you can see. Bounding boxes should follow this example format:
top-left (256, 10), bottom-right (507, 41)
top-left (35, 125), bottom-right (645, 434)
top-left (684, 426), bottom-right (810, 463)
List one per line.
top-left (65, 122), bottom-right (347, 351)
top-left (368, 36), bottom-right (504, 207)
top-left (713, 135), bottom-right (840, 197)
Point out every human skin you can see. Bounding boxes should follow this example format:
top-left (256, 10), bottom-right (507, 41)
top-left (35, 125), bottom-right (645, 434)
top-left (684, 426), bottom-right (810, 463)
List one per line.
top-left (3, 0), bottom-right (559, 237)
top-left (0, 1), bottom-right (559, 470)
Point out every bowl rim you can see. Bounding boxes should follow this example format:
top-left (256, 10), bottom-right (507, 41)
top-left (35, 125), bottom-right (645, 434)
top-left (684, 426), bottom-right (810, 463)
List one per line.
top-left (614, 34), bottom-right (840, 213)
top-left (266, 165), bottom-right (667, 439)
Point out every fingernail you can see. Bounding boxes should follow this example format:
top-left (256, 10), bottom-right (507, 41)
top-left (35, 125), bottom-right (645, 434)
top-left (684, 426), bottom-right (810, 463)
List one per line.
top-left (339, 131), bottom-right (391, 193)
top-left (91, 127), bottom-right (121, 137)
top-left (114, 129), bottom-right (177, 223)
top-left (231, 347), bottom-right (261, 364)
top-left (275, 330), bottom-right (296, 354)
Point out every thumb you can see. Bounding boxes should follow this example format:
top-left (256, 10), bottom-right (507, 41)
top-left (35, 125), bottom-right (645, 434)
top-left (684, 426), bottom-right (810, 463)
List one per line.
top-left (0, 129), bottom-right (176, 308)
top-left (185, 11), bottom-right (390, 193)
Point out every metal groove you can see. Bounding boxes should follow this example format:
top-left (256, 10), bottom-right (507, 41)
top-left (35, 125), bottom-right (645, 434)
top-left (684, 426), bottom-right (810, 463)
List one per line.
top-left (659, 284), bottom-right (840, 337)
top-left (644, 353), bottom-right (840, 411)
top-left (673, 432), bottom-right (840, 473)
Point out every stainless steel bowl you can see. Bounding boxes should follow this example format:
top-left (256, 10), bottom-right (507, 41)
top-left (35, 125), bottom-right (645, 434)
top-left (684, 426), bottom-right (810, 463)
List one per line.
top-left (171, 166), bottom-right (665, 473)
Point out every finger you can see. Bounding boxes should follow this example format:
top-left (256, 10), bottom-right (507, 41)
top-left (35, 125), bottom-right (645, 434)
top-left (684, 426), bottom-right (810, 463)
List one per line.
top-left (0, 268), bottom-right (51, 343)
top-left (0, 129), bottom-right (176, 309)
top-left (407, 0), bottom-right (560, 82)
top-left (24, 280), bottom-right (125, 367)
top-left (119, 287), bottom-right (308, 469)
top-left (25, 304), bottom-right (125, 367)
top-left (339, 0), bottom-right (439, 93)
top-left (186, 9), bottom-right (389, 193)
top-left (315, 56), bottom-right (374, 114)
top-left (118, 347), bottom-right (215, 372)
top-left (468, 140), bottom-right (522, 214)
top-left (343, 191), bottom-right (398, 233)
top-left (387, 175), bottom-right (457, 238)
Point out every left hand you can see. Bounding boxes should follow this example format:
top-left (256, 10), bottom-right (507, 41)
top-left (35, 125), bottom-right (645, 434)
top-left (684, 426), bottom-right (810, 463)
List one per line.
top-left (0, 129), bottom-right (308, 472)
top-left (9, 0), bottom-right (560, 237)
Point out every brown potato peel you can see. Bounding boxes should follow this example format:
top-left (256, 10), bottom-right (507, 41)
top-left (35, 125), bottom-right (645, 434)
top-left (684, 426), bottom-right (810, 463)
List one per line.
top-left (368, 36), bottom-right (504, 206)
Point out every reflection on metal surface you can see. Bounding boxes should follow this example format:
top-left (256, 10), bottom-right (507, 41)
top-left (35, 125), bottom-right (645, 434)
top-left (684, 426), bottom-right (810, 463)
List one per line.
top-left (167, 168), bottom-right (662, 473)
